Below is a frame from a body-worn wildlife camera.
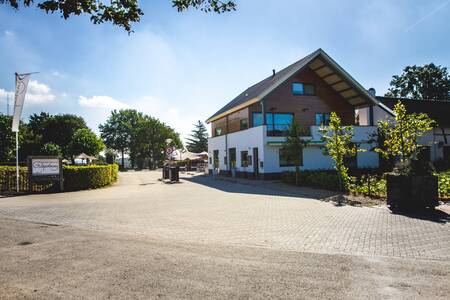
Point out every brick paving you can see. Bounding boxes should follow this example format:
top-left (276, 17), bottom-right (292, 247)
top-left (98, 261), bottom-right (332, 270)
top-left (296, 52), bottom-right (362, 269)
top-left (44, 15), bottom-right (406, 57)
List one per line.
top-left (0, 171), bottom-right (449, 260)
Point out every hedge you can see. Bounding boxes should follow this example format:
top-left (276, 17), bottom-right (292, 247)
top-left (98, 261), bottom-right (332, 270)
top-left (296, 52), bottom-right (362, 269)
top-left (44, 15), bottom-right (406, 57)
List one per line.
top-left (63, 164), bottom-right (119, 191)
top-left (0, 164), bottom-right (119, 194)
top-left (282, 169), bottom-right (450, 199)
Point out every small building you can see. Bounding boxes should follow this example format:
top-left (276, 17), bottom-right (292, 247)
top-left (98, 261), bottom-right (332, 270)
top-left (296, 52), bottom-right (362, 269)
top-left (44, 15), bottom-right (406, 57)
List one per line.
top-left (206, 49), bottom-right (391, 179)
top-left (358, 96), bottom-right (450, 163)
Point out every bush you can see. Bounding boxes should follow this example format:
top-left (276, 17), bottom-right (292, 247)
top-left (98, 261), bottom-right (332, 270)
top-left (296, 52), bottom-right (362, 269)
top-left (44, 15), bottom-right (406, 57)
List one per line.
top-left (282, 170), bottom-right (340, 191)
top-left (438, 171), bottom-right (450, 199)
top-left (63, 164), bottom-right (118, 191)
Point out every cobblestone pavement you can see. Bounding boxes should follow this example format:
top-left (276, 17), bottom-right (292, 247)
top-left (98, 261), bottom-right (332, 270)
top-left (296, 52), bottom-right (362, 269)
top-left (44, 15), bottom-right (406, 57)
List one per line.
top-left (1, 171), bottom-right (449, 260)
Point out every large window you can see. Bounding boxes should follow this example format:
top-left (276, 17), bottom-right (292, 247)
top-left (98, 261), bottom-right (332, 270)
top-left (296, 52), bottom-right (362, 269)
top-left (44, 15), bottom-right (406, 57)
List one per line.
top-left (279, 148), bottom-right (303, 167)
top-left (252, 112), bottom-right (293, 136)
top-left (292, 83), bottom-right (315, 96)
top-left (241, 151), bottom-right (249, 167)
top-left (315, 113), bottom-right (331, 126)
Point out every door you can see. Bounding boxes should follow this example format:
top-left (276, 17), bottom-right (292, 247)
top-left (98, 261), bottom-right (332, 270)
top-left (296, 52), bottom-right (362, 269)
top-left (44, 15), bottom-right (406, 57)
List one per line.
top-left (253, 148), bottom-right (259, 177)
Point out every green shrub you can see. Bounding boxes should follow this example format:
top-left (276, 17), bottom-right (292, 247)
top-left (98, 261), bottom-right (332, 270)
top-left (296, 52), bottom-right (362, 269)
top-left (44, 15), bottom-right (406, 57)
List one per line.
top-left (0, 166), bottom-right (29, 193)
top-left (438, 171), bottom-right (450, 199)
top-left (349, 175), bottom-right (386, 198)
top-left (282, 170), bottom-right (340, 191)
top-left (63, 165), bottom-right (117, 191)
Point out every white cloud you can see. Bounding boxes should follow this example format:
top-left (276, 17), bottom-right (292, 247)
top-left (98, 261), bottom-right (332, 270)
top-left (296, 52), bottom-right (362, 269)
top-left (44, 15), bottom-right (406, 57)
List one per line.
top-left (0, 80), bottom-right (55, 105)
top-left (25, 80), bottom-right (56, 104)
top-left (78, 95), bottom-right (129, 109)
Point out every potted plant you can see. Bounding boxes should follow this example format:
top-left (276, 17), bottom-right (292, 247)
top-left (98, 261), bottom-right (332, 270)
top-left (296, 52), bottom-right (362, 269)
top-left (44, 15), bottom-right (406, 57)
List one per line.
top-left (376, 102), bottom-right (437, 211)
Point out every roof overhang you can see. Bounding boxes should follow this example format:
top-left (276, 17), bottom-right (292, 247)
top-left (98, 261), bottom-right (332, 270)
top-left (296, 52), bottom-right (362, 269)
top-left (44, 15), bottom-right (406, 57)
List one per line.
top-left (206, 49), bottom-right (384, 123)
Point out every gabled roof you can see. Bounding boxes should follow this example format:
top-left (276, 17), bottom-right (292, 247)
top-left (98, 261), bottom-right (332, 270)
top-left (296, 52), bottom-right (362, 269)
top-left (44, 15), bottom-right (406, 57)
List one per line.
top-left (206, 48), bottom-right (381, 123)
top-left (376, 96), bottom-right (450, 127)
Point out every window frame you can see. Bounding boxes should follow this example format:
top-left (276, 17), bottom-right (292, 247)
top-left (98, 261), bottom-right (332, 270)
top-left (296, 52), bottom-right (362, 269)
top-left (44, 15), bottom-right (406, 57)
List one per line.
top-left (292, 82), bottom-right (315, 96)
top-left (240, 118), bottom-right (249, 130)
top-left (241, 151), bottom-right (249, 167)
top-left (279, 148), bottom-right (303, 167)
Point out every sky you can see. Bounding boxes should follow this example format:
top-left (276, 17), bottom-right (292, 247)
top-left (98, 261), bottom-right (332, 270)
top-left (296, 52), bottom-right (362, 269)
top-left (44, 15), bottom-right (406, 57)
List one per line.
top-left (1, 0), bottom-right (449, 142)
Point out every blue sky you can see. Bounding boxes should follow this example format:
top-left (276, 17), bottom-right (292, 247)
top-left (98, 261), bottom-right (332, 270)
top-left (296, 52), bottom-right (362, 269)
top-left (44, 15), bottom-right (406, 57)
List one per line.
top-left (1, 0), bottom-right (449, 140)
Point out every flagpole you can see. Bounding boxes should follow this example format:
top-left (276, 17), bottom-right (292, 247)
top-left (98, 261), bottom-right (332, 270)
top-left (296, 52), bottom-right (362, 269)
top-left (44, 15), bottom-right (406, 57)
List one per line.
top-left (16, 131), bottom-right (19, 192)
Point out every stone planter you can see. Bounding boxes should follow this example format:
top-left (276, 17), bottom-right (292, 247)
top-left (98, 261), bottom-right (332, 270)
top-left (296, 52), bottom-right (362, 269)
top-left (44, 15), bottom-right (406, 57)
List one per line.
top-left (386, 174), bottom-right (439, 211)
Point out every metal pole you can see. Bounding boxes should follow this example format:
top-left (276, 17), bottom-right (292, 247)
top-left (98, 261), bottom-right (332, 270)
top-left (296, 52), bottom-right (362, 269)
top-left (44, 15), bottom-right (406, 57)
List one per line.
top-left (16, 131), bottom-right (19, 192)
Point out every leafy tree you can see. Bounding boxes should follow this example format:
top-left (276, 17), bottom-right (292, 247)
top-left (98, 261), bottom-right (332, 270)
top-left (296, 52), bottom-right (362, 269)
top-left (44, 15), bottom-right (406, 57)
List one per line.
top-left (385, 63), bottom-right (450, 100)
top-left (281, 121), bottom-right (307, 186)
top-left (375, 102), bottom-right (435, 163)
top-left (1, 0), bottom-right (236, 33)
top-left (68, 128), bottom-right (104, 160)
top-left (186, 120), bottom-right (208, 153)
top-left (319, 112), bottom-right (357, 193)
top-left (104, 149), bottom-right (116, 164)
top-left (99, 109), bottom-right (142, 169)
top-left (0, 114), bottom-right (15, 162)
top-left (40, 142), bottom-right (62, 156)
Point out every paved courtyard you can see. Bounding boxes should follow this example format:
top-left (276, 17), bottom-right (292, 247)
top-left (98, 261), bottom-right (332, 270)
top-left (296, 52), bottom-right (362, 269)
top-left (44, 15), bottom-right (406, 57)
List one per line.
top-left (0, 171), bottom-right (449, 260)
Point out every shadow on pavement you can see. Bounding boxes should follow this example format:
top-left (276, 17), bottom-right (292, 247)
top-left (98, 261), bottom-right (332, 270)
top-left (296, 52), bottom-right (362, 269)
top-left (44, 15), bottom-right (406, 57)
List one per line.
top-left (182, 174), bottom-right (339, 200)
top-left (391, 208), bottom-right (450, 224)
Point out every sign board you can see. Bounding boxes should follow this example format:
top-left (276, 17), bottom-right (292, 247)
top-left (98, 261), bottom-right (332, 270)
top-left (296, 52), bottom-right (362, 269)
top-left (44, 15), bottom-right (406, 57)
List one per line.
top-left (27, 156), bottom-right (64, 191)
top-left (31, 158), bottom-right (60, 176)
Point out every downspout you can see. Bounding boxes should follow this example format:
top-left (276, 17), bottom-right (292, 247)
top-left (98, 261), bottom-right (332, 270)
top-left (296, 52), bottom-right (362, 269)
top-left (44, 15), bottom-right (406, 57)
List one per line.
top-left (225, 115), bottom-right (229, 173)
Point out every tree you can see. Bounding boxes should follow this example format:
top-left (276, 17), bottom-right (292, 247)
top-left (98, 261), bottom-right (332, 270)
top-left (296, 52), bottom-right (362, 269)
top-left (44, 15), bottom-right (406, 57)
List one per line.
top-left (185, 120), bottom-right (208, 153)
top-left (319, 112), bottom-right (357, 193)
top-left (68, 128), bottom-right (104, 160)
top-left (385, 63), bottom-right (450, 100)
top-left (99, 109), bottom-right (142, 169)
top-left (40, 143), bottom-right (62, 156)
top-left (1, 0), bottom-right (236, 33)
top-left (281, 121), bottom-right (307, 186)
top-left (375, 102), bottom-right (435, 163)
top-left (0, 114), bottom-right (15, 162)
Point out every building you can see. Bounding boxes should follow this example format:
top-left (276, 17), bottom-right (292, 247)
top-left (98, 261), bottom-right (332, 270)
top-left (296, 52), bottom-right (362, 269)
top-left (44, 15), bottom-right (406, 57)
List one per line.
top-left (206, 49), bottom-right (391, 179)
top-left (357, 96), bottom-right (450, 163)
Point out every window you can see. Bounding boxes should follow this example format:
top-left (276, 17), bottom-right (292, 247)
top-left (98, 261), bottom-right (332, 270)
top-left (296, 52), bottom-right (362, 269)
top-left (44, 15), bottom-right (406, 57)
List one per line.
top-left (224, 156), bottom-right (227, 165)
top-left (215, 128), bottom-right (222, 136)
top-left (240, 118), bottom-right (248, 130)
top-left (252, 112), bottom-right (293, 136)
top-left (241, 151), bottom-right (249, 167)
top-left (292, 83), bottom-right (315, 95)
top-left (279, 148), bottom-right (303, 167)
top-left (315, 113), bottom-right (331, 126)
top-left (229, 148), bottom-right (237, 168)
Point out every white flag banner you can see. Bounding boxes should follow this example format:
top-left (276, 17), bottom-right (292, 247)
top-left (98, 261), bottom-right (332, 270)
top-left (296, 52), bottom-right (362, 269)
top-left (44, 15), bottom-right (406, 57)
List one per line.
top-left (12, 73), bottom-right (31, 132)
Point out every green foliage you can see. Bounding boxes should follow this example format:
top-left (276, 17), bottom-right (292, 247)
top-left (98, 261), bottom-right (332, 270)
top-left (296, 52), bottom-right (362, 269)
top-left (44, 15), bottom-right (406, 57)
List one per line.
top-left (281, 121), bottom-right (307, 185)
top-left (438, 171), bottom-right (450, 199)
top-left (0, 114), bottom-right (15, 162)
top-left (0, 166), bottom-right (53, 194)
top-left (349, 175), bottom-right (387, 198)
top-left (105, 149), bottom-right (116, 164)
top-left (40, 143), bottom-right (62, 156)
top-left (2, 0), bottom-right (236, 33)
top-left (68, 128), bottom-right (104, 158)
top-left (385, 63), bottom-right (450, 100)
top-left (186, 120), bottom-right (208, 153)
top-left (100, 109), bottom-right (182, 169)
top-left (375, 102), bottom-right (435, 164)
top-left (282, 171), bottom-right (340, 191)
top-left (319, 112), bottom-right (357, 192)
top-left (63, 164), bottom-right (118, 191)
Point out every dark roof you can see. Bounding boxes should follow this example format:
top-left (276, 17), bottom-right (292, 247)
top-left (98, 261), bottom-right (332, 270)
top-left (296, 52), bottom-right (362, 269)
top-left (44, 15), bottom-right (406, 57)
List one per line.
top-left (376, 96), bottom-right (450, 127)
top-left (206, 50), bottom-right (321, 122)
top-left (206, 48), bottom-right (380, 123)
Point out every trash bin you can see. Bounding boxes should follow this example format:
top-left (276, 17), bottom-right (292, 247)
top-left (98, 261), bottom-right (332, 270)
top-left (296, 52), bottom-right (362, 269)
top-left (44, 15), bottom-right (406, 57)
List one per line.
top-left (162, 166), bottom-right (170, 180)
top-left (169, 166), bottom-right (179, 182)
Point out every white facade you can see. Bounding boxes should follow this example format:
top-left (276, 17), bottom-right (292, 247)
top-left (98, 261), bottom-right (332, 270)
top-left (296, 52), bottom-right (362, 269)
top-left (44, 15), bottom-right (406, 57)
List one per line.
top-left (208, 125), bottom-right (379, 177)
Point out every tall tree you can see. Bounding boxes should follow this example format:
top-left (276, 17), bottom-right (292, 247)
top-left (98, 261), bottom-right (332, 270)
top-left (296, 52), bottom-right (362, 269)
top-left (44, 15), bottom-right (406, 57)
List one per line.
top-left (68, 128), bottom-right (105, 160)
top-left (0, 114), bottom-right (15, 162)
top-left (319, 112), bottom-right (357, 194)
top-left (1, 0), bottom-right (236, 33)
top-left (99, 109), bottom-right (142, 169)
top-left (385, 63), bottom-right (450, 100)
top-left (185, 121), bottom-right (208, 153)
top-left (281, 121), bottom-right (307, 186)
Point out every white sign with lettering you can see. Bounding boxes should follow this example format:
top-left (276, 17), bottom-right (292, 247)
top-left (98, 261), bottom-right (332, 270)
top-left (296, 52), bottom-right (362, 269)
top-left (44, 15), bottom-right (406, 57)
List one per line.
top-left (31, 159), bottom-right (60, 176)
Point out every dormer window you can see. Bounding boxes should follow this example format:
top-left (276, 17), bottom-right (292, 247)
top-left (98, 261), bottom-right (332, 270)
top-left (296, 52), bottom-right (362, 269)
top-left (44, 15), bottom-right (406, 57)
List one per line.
top-left (292, 83), bottom-right (315, 96)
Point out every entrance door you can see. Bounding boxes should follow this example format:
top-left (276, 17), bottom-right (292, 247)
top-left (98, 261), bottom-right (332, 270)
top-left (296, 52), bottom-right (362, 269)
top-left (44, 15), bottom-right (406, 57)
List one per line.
top-left (253, 148), bottom-right (259, 178)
